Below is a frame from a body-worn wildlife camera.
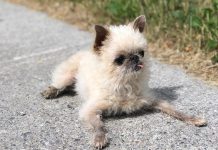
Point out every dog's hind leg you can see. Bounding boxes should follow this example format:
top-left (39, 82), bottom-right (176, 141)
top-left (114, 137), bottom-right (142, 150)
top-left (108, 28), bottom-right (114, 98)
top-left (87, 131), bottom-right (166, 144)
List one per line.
top-left (152, 100), bottom-right (207, 127)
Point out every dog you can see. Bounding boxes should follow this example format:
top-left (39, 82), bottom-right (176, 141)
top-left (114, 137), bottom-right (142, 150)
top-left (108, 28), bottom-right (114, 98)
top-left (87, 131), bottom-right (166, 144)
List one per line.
top-left (41, 15), bottom-right (207, 149)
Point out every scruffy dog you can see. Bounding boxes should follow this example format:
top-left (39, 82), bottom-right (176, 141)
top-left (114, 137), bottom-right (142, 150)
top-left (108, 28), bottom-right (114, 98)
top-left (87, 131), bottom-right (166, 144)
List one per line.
top-left (42, 16), bottom-right (207, 149)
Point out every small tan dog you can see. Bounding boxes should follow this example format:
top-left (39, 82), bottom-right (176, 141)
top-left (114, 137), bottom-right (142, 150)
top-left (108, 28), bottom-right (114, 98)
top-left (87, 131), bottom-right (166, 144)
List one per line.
top-left (42, 15), bottom-right (207, 149)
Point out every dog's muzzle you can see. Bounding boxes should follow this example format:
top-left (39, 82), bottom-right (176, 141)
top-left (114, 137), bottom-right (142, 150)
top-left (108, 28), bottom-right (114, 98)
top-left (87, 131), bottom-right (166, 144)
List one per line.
top-left (129, 55), bottom-right (144, 71)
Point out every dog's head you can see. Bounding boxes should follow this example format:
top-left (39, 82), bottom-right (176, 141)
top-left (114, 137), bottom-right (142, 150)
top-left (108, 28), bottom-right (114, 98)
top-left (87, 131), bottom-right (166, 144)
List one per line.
top-left (93, 15), bottom-right (147, 77)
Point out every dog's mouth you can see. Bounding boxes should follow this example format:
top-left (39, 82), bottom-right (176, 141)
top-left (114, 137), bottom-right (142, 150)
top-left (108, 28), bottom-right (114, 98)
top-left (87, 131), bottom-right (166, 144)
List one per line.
top-left (134, 62), bottom-right (144, 71)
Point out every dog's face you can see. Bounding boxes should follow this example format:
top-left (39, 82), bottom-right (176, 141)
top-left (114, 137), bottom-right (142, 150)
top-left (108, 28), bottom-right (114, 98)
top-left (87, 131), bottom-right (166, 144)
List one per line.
top-left (93, 15), bottom-right (147, 76)
top-left (111, 47), bottom-right (145, 72)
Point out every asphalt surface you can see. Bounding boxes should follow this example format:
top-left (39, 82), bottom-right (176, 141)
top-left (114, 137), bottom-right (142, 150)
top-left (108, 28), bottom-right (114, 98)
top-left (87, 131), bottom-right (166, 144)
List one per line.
top-left (0, 1), bottom-right (217, 150)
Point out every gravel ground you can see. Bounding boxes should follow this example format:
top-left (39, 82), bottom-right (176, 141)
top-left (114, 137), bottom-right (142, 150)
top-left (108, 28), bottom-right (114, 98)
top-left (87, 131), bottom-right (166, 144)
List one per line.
top-left (0, 1), bottom-right (217, 149)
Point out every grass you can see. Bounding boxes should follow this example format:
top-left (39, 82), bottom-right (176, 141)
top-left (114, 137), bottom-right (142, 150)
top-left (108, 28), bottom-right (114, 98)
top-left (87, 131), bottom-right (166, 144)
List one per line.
top-left (72, 0), bottom-right (218, 63)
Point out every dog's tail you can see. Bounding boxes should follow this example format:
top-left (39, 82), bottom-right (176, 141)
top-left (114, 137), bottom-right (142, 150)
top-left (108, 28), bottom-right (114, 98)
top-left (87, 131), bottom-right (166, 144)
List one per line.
top-left (152, 100), bottom-right (207, 127)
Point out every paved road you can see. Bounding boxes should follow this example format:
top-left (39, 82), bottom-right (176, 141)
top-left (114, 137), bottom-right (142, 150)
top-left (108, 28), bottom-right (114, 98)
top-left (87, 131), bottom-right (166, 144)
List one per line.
top-left (0, 1), bottom-right (217, 149)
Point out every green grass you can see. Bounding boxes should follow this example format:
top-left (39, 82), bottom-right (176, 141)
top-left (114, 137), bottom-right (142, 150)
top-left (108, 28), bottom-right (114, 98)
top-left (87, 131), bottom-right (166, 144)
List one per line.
top-left (73, 0), bottom-right (218, 63)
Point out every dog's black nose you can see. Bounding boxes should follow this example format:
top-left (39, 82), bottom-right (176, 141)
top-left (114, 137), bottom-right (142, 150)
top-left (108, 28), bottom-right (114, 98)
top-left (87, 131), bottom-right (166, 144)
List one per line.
top-left (129, 54), bottom-right (139, 63)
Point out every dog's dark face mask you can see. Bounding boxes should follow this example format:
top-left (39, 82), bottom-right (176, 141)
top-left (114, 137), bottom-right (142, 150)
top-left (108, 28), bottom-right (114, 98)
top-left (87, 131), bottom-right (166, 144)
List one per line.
top-left (113, 50), bottom-right (144, 72)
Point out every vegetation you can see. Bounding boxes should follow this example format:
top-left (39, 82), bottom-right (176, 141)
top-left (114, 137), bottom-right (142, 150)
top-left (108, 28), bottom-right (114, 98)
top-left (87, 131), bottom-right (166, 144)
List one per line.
top-left (71, 0), bottom-right (218, 63)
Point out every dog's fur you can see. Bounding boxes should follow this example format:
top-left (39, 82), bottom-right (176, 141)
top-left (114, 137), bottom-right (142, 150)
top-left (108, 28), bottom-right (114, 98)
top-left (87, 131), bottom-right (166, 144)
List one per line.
top-left (41, 16), bottom-right (207, 149)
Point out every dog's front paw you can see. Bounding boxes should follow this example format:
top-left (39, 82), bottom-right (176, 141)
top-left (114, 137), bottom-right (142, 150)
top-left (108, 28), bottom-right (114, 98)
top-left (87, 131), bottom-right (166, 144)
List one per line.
top-left (41, 86), bottom-right (59, 99)
top-left (93, 131), bottom-right (108, 149)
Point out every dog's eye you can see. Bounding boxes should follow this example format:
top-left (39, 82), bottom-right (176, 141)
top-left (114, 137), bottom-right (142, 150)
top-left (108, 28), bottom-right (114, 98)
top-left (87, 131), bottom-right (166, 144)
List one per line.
top-left (138, 50), bottom-right (144, 57)
top-left (114, 55), bottom-right (125, 65)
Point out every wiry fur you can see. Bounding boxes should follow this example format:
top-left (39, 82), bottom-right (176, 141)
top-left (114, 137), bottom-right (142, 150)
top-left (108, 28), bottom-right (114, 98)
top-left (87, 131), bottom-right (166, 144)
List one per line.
top-left (41, 16), bottom-right (207, 149)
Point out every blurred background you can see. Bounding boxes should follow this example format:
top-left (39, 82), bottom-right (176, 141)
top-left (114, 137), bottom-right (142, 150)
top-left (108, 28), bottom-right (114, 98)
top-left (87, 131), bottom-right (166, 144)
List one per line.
top-left (8, 0), bottom-right (218, 85)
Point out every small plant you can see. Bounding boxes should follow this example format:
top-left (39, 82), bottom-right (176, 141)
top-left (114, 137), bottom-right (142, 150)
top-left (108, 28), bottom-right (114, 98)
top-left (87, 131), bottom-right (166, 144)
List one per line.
top-left (211, 53), bottom-right (218, 64)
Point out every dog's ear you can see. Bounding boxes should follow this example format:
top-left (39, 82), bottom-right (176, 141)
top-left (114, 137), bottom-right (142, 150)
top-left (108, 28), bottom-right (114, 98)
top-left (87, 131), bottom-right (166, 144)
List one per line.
top-left (94, 25), bottom-right (109, 54)
top-left (132, 15), bottom-right (146, 33)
